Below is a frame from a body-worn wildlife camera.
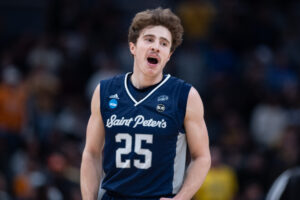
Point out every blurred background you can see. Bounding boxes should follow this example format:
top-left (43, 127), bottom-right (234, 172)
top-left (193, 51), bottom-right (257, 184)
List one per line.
top-left (0, 0), bottom-right (299, 199)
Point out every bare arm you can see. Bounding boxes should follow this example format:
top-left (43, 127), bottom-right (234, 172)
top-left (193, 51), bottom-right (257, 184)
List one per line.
top-left (80, 84), bottom-right (105, 200)
top-left (162, 87), bottom-right (211, 200)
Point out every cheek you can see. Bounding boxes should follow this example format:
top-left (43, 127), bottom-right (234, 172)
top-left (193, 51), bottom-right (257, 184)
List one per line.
top-left (136, 48), bottom-right (144, 58)
top-left (163, 52), bottom-right (171, 62)
top-left (136, 46), bottom-right (147, 57)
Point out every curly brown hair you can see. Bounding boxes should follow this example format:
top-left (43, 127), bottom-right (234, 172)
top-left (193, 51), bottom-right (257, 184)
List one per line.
top-left (128, 7), bottom-right (184, 52)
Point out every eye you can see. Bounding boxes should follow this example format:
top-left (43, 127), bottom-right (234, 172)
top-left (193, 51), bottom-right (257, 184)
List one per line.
top-left (161, 41), bottom-right (169, 47)
top-left (146, 38), bottom-right (153, 42)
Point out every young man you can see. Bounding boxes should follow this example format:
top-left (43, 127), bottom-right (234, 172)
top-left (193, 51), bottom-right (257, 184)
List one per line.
top-left (80, 7), bottom-right (211, 200)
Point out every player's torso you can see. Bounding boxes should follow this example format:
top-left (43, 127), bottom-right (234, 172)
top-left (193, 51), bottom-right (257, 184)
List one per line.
top-left (100, 73), bottom-right (191, 198)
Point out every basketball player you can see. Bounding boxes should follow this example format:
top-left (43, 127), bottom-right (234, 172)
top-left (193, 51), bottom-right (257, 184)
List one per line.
top-left (80, 7), bottom-right (211, 200)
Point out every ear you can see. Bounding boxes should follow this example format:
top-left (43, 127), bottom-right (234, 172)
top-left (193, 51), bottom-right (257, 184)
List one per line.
top-left (129, 42), bottom-right (136, 56)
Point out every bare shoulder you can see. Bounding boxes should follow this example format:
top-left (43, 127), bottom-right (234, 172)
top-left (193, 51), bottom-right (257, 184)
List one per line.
top-left (91, 84), bottom-right (101, 115)
top-left (186, 86), bottom-right (204, 119)
top-left (184, 87), bottom-right (209, 159)
top-left (84, 83), bottom-right (105, 154)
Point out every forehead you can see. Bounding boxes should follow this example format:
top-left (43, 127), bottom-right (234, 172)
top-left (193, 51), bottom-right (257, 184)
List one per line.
top-left (140, 25), bottom-right (172, 41)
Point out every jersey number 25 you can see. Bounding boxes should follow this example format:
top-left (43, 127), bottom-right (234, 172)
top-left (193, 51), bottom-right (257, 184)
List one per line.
top-left (115, 133), bottom-right (153, 169)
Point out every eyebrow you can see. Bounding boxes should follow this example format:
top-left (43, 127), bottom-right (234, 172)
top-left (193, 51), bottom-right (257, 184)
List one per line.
top-left (143, 34), bottom-right (170, 44)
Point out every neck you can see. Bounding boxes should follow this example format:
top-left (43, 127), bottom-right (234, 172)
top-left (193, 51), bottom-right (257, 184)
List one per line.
top-left (131, 71), bottom-right (163, 89)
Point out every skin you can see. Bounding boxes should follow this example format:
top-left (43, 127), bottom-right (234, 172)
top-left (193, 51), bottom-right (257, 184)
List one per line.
top-left (161, 87), bottom-right (211, 200)
top-left (80, 84), bottom-right (104, 200)
top-left (80, 25), bottom-right (211, 200)
top-left (129, 25), bottom-right (172, 89)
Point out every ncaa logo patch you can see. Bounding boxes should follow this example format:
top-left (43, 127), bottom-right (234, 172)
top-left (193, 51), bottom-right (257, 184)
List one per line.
top-left (156, 104), bottom-right (165, 112)
top-left (109, 99), bottom-right (118, 109)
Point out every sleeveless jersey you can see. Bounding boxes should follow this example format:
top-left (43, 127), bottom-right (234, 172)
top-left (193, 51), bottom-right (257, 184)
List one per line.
top-left (100, 73), bottom-right (192, 198)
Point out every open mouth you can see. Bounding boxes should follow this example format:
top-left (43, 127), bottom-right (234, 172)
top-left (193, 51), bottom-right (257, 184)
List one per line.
top-left (147, 57), bottom-right (158, 65)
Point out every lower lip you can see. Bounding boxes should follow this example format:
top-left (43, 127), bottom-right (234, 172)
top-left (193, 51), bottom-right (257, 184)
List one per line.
top-left (147, 61), bottom-right (158, 68)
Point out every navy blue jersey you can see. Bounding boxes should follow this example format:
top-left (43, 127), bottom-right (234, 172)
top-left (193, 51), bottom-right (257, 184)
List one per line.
top-left (100, 73), bottom-right (191, 199)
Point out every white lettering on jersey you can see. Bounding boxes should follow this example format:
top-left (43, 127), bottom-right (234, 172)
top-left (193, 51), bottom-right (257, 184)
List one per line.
top-left (106, 114), bottom-right (167, 128)
top-left (106, 114), bottom-right (133, 128)
top-left (133, 115), bottom-right (167, 128)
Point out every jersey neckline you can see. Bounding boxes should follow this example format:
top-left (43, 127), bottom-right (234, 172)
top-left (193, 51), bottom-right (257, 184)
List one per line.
top-left (124, 72), bottom-right (171, 107)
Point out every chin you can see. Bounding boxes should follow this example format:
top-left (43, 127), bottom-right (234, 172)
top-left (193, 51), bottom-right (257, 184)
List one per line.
top-left (145, 68), bottom-right (160, 77)
top-left (147, 64), bottom-right (162, 72)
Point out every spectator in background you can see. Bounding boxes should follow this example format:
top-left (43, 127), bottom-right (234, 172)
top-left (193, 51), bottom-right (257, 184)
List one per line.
top-left (250, 91), bottom-right (287, 148)
top-left (0, 66), bottom-right (28, 158)
top-left (177, 0), bottom-right (216, 41)
top-left (26, 66), bottom-right (60, 143)
top-left (193, 146), bottom-right (238, 200)
top-left (0, 66), bottom-right (27, 134)
top-left (27, 35), bottom-right (63, 74)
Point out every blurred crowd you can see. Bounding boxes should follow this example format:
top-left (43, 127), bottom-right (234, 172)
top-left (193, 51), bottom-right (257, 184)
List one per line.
top-left (0, 0), bottom-right (299, 199)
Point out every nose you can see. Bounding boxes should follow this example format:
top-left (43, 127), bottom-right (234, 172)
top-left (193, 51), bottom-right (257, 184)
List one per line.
top-left (151, 42), bottom-right (160, 52)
